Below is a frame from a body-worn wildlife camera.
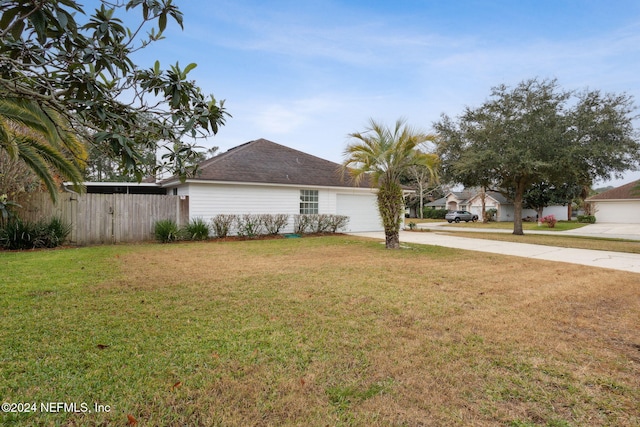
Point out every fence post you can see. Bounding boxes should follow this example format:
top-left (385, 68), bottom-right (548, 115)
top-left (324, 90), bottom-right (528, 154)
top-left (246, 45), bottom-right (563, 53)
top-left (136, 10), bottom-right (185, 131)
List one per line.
top-left (178, 195), bottom-right (189, 226)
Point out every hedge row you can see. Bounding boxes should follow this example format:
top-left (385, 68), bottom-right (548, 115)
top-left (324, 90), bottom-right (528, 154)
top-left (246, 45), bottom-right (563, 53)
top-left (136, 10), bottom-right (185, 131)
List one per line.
top-left (576, 215), bottom-right (596, 224)
top-left (155, 213), bottom-right (350, 242)
top-left (422, 209), bottom-right (448, 219)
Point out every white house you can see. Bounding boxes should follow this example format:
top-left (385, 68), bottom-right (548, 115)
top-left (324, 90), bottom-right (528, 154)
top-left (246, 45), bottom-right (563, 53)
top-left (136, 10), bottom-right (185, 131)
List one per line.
top-left (587, 180), bottom-right (640, 223)
top-left (160, 139), bottom-right (382, 232)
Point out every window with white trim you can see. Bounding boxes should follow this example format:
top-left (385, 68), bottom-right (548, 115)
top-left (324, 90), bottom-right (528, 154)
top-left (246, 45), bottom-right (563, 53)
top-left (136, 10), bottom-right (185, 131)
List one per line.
top-left (299, 190), bottom-right (318, 214)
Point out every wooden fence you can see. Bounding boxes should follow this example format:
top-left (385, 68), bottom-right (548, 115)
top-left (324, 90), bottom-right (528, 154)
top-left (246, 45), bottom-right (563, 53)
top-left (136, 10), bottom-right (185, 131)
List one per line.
top-left (15, 193), bottom-right (189, 246)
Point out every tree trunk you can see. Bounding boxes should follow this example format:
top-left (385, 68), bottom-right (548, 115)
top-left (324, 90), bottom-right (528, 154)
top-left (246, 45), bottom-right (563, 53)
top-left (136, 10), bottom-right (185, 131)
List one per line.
top-left (513, 180), bottom-right (526, 235)
top-left (481, 187), bottom-right (487, 223)
top-left (385, 231), bottom-right (400, 249)
top-left (537, 207), bottom-right (544, 226)
top-left (418, 181), bottom-right (424, 219)
top-left (378, 181), bottom-right (404, 249)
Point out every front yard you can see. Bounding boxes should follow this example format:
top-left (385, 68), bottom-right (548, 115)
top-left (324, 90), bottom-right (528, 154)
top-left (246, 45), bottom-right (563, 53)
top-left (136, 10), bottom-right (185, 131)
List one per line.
top-left (1, 237), bottom-right (639, 426)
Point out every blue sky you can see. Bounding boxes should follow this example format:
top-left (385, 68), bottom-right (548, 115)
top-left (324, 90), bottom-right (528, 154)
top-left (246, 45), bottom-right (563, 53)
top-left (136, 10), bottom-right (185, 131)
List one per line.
top-left (110, 1), bottom-right (640, 186)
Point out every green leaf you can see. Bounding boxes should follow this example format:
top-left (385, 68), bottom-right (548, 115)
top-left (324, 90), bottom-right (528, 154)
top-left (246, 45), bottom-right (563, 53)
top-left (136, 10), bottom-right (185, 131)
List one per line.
top-left (158, 12), bottom-right (167, 32)
top-left (182, 63), bottom-right (197, 78)
top-left (10, 16), bottom-right (24, 39)
top-left (0, 7), bottom-right (20, 31)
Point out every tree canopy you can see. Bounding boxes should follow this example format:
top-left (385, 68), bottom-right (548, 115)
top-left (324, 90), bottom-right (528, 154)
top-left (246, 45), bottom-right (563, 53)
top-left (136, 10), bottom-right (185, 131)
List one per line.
top-left (434, 78), bottom-right (640, 235)
top-left (0, 0), bottom-right (229, 198)
top-left (343, 118), bottom-right (438, 248)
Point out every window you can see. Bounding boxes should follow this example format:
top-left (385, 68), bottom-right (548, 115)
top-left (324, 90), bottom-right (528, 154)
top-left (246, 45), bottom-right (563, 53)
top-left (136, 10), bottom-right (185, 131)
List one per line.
top-left (300, 190), bottom-right (318, 214)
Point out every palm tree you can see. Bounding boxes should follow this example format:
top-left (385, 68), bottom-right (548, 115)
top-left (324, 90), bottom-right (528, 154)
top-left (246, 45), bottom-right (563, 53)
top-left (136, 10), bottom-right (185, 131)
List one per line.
top-left (343, 118), bottom-right (439, 249)
top-left (0, 98), bottom-right (86, 201)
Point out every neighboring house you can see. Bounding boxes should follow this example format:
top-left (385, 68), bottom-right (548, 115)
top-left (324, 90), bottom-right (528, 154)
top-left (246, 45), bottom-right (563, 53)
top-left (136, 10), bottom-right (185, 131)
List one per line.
top-left (445, 189), bottom-right (569, 221)
top-left (424, 197), bottom-right (447, 210)
top-left (158, 139), bottom-right (382, 232)
top-left (586, 180), bottom-right (640, 223)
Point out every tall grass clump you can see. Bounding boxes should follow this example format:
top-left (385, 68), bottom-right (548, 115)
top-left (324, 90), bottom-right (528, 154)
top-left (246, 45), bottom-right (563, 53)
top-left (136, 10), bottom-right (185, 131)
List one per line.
top-left (0, 217), bottom-right (71, 250)
top-left (154, 219), bottom-right (180, 243)
top-left (182, 217), bottom-right (210, 240)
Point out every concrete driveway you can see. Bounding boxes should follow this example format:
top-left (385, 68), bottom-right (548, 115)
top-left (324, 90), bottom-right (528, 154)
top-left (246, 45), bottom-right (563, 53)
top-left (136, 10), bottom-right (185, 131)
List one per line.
top-left (416, 221), bottom-right (640, 241)
top-left (349, 227), bottom-right (640, 274)
top-left (563, 223), bottom-right (640, 240)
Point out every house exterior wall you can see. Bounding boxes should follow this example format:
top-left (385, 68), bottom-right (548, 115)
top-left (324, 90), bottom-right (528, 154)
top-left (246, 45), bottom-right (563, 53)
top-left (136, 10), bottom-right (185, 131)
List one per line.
top-left (592, 200), bottom-right (640, 223)
top-left (445, 194), bottom-right (464, 211)
top-left (171, 181), bottom-right (381, 233)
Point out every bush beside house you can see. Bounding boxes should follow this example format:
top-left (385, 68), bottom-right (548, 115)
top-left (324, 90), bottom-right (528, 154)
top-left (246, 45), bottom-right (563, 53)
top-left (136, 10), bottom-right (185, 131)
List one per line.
top-left (154, 213), bottom-right (350, 243)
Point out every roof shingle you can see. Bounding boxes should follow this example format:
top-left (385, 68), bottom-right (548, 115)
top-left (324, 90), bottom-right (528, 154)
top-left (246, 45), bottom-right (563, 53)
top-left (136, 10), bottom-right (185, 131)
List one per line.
top-left (165, 138), bottom-right (369, 188)
top-left (588, 180), bottom-right (640, 200)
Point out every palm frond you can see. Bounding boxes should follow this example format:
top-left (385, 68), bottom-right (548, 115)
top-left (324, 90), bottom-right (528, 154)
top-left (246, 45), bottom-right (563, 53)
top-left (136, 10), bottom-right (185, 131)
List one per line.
top-left (0, 98), bottom-right (87, 200)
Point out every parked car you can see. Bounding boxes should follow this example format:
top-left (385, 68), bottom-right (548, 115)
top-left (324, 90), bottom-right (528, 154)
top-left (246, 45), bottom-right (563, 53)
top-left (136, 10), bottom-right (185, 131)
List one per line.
top-left (445, 210), bottom-right (478, 223)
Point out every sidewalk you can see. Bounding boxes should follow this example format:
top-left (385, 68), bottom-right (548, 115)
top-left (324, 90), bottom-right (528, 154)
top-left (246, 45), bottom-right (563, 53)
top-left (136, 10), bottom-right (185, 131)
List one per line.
top-left (349, 229), bottom-right (640, 274)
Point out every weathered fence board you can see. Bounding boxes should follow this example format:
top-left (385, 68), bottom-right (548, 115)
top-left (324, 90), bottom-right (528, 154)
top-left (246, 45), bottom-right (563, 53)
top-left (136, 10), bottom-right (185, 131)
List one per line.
top-left (14, 193), bottom-right (188, 246)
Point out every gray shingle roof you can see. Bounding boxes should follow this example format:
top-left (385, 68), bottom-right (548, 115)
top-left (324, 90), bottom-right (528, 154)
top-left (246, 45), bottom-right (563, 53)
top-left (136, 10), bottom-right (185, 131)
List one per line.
top-left (165, 138), bottom-right (369, 188)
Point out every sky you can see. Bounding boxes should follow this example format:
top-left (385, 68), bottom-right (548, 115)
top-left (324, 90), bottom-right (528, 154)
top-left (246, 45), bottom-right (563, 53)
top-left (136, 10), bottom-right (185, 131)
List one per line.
top-left (105, 0), bottom-right (640, 187)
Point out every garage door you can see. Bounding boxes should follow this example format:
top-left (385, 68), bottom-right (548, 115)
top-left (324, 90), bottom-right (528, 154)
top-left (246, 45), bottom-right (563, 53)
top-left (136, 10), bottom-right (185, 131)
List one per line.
top-left (336, 194), bottom-right (382, 232)
top-left (594, 201), bottom-right (640, 223)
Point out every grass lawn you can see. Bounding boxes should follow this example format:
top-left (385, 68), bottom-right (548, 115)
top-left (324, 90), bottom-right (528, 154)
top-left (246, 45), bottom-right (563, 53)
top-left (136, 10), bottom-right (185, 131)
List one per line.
top-left (1, 237), bottom-right (639, 426)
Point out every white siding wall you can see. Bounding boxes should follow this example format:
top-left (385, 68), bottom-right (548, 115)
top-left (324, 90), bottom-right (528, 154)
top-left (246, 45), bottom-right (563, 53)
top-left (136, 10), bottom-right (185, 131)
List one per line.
top-left (173, 182), bottom-right (382, 233)
top-left (539, 206), bottom-right (569, 221)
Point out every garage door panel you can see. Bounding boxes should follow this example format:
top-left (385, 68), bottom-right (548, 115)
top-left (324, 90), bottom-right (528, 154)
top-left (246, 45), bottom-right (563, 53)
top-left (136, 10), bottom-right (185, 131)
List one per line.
top-left (336, 194), bottom-right (382, 232)
top-left (595, 202), bottom-right (640, 223)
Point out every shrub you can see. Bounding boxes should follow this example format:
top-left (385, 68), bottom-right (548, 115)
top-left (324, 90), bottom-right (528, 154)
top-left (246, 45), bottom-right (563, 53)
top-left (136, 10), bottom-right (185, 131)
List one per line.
top-left (484, 208), bottom-right (497, 222)
top-left (261, 214), bottom-right (289, 235)
top-left (1, 219), bottom-right (44, 249)
top-left (311, 214), bottom-right (332, 233)
top-left (294, 214), bottom-right (314, 234)
top-left (577, 215), bottom-right (596, 224)
top-left (235, 214), bottom-right (264, 238)
top-left (0, 217), bottom-right (71, 249)
top-left (42, 217), bottom-right (72, 247)
top-left (327, 215), bottom-right (349, 232)
top-left (541, 214), bottom-right (557, 228)
top-left (422, 209), bottom-right (448, 220)
top-left (183, 217), bottom-right (210, 240)
top-left (211, 214), bottom-right (237, 238)
top-left (294, 214), bottom-right (349, 234)
top-left (154, 219), bottom-right (180, 243)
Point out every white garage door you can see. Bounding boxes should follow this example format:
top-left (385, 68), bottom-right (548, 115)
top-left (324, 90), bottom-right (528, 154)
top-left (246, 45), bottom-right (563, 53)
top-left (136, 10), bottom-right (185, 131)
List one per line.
top-left (336, 194), bottom-right (382, 232)
top-left (594, 201), bottom-right (640, 223)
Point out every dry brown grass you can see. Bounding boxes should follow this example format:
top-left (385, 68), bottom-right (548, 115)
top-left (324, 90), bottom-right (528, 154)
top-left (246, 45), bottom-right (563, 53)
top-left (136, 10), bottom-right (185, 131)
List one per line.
top-left (114, 238), bottom-right (640, 426)
top-left (2, 236), bottom-right (638, 426)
